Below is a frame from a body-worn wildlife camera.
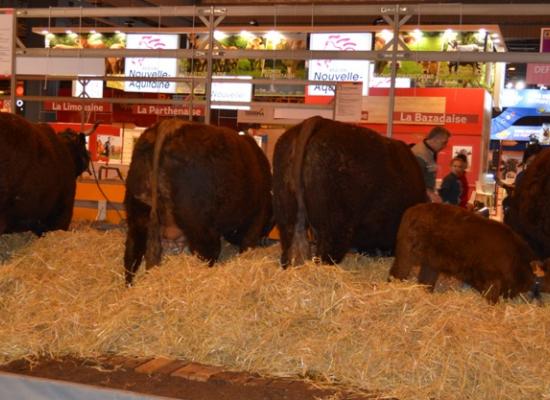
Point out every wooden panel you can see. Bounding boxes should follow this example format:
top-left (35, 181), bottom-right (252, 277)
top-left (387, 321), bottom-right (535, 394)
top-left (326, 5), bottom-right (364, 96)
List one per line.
top-left (76, 180), bottom-right (126, 203)
top-left (73, 180), bottom-right (126, 224)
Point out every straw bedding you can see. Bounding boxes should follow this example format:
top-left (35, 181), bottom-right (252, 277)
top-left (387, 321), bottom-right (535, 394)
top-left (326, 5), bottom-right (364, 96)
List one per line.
top-left (1, 228), bottom-right (549, 399)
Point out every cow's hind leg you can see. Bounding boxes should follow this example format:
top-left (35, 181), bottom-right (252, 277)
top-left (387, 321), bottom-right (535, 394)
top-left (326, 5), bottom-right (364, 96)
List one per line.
top-left (124, 198), bottom-right (150, 285)
top-left (277, 222), bottom-right (295, 268)
top-left (418, 264), bottom-right (439, 292)
top-left (185, 225), bottom-right (221, 266)
top-left (316, 227), bottom-right (352, 264)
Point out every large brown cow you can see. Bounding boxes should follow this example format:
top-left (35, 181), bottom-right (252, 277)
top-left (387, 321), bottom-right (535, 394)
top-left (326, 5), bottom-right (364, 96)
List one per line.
top-left (505, 148), bottom-right (550, 259)
top-left (390, 203), bottom-right (550, 303)
top-left (124, 119), bottom-right (273, 285)
top-left (0, 112), bottom-right (95, 236)
top-left (272, 116), bottom-right (426, 267)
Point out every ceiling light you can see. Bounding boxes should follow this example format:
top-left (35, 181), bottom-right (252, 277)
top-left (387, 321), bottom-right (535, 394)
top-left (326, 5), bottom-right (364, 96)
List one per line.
top-left (515, 81), bottom-right (526, 90)
top-left (213, 30), bottom-right (227, 41)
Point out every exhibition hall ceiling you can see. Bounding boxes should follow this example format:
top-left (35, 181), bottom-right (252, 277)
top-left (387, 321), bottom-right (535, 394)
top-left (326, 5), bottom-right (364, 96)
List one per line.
top-left (13, 0), bottom-right (550, 52)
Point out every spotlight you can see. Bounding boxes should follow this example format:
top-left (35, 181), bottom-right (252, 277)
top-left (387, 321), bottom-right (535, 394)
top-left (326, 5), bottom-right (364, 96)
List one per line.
top-left (515, 81), bottom-right (526, 90)
top-left (249, 19), bottom-right (259, 27)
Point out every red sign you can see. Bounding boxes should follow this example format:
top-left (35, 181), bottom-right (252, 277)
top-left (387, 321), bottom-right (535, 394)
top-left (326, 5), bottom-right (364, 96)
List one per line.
top-left (393, 112), bottom-right (479, 125)
top-left (132, 104), bottom-right (203, 117)
top-left (526, 63), bottom-right (550, 85)
top-left (44, 101), bottom-right (113, 113)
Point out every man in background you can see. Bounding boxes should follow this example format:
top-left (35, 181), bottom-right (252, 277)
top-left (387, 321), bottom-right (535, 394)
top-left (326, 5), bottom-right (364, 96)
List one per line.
top-left (411, 126), bottom-right (451, 203)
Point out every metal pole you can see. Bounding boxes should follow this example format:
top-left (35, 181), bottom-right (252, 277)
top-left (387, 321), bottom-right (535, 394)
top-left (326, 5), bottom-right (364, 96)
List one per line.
top-left (204, 7), bottom-right (215, 124)
top-left (10, 10), bottom-right (17, 113)
top-left (386, 7), bottom-right (400, 138)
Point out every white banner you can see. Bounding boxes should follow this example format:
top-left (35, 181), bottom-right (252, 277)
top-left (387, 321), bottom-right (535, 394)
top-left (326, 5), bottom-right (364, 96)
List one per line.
top-left (308, 32), bottom-right (372, 96)
top-left (211, 76), bottom-right (252, 109)
top-left (124, 34), bottom-right (179, 93)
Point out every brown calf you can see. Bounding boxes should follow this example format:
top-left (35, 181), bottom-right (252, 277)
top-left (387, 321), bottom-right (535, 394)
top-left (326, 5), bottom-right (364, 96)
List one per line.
top-left (390, 203), bottom-right (550, 303)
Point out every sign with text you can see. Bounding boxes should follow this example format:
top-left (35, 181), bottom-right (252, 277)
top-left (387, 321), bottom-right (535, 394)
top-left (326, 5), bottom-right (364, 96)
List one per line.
top-left (526, 29), bottom-right (550, 85)
top-left (211, 76), bottom-right (252, 110)
top-left (0, 9), bottom-right (14, 77)
top-left (237, 105), bottom-right (275, 123)
top-left (44, 101), bottom-right (112, 113)
top-left (500, 88), bottom-right (550, 112)
top-left (334, 82), bottom-right (363, 121)
top-left (492, 124), bottom-right (550, 142)
top-left (132, 104), bottom-right (203, 117)
top-left (308, 33), bottom-right (372, 96)
top-left (526, 64), bottom-right (550, 85)
top-left (392, 111), bottom-right (478, 125)
top-left (124, 34), bottom-right (179, 93)
top-left (237, 104), bottom-right (333, 124)
top-left (361, 96), bottom-right (446, 124)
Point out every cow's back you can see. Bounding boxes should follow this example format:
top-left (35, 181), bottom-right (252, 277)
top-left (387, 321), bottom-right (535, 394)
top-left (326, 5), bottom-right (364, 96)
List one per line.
top-left (272, 116), bottom-right (426, 266)
top-left (303, 120), bottom-right (425, 251)
top-left (124, 119), bottom-right (272, 281)
top-left (159, 122), bottom-right (270, 232)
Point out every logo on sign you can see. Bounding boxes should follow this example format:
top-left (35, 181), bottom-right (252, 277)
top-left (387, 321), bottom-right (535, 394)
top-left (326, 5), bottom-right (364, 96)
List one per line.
top-left (125, 34), bottom-right (179, 93)
top-left (316, 35), bottom-right (358, 68)
top-left (308, 33), bottom-right (372, 97)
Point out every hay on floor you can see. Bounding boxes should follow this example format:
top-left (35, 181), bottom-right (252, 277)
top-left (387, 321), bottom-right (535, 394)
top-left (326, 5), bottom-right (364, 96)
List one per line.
top-left (0, 228), bottom-right (549, 400)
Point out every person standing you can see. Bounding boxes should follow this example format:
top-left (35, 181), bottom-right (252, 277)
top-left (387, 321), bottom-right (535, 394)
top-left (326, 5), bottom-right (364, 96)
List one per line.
top-left (454, 153), bottom-right (471, 209)
top-left (439, 156), bottom-right (467, 205)
top-left (411, 126), bottom-right (451, 203)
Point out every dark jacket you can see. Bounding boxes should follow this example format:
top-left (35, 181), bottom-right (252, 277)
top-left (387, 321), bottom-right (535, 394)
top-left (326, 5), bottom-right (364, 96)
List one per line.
top-left (439, 172), bottom-right (462, 205)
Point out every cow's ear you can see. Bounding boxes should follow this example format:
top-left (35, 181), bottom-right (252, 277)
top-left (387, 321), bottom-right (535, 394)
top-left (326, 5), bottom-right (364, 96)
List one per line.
top-left (530, 260), bottom-right (546, 278)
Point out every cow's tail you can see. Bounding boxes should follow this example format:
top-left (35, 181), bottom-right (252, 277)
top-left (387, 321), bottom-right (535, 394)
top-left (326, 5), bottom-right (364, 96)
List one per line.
top-left (288, 116), bottom-right (323, 265)
top-left (144, 119), bottom-right (186, 268)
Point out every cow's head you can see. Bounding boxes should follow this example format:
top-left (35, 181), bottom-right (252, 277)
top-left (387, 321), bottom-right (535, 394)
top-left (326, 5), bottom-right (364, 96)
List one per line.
top-left (59, 121), bottom-right (100, 177)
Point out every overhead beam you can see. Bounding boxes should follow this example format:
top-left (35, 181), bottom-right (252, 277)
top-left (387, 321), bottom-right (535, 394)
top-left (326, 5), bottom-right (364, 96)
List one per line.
top-left (16, 47), bottom-right (550, 63)
top-left (15, 4), bottom-right (550, 19)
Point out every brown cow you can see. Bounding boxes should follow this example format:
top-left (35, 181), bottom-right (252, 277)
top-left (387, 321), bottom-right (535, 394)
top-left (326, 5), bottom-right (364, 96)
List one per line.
top-left (390, 203), bottom-right (550, 303)
top-left (272, 116), bottom-right (426, 267)
top-left (505, 148), bottom-right (550, 259)
top-left (124, 119), bottom-right (273, 285)
top-left (0, 112), bottom-right (96, 236)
